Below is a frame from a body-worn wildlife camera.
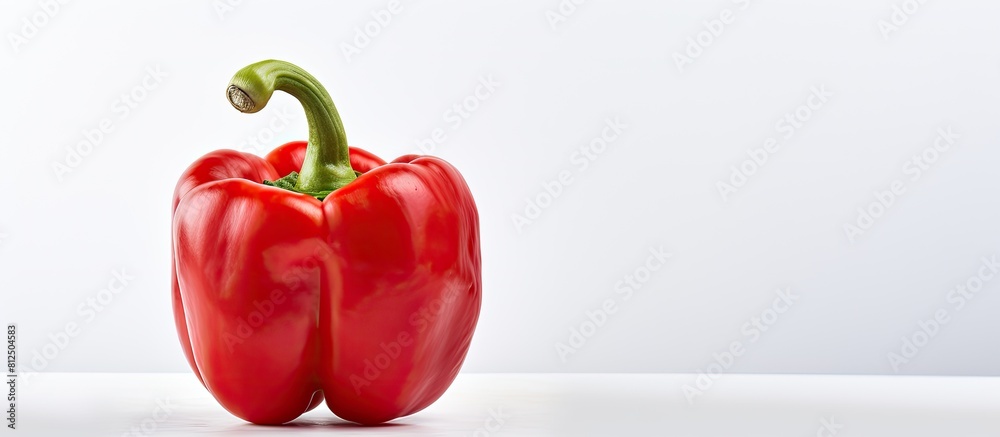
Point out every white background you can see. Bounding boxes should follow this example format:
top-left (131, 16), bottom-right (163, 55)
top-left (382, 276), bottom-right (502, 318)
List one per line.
top-left (1, 0), bottom-right (999, 377)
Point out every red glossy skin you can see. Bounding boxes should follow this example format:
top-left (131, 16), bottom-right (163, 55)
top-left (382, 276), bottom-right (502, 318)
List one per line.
top-left (171, 141), bottom-right (481, 425)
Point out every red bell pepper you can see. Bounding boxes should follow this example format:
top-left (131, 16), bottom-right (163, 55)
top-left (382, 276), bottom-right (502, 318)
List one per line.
top-left (171, 60), bottom-right (481, 425)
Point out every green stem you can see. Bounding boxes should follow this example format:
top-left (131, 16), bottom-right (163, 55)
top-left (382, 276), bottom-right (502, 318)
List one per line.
top-left (227, 60), bottom-right (356, 198)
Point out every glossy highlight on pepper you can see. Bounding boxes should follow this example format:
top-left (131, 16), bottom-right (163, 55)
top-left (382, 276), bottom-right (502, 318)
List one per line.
top-left (171, 60), bottom-right (481, 425)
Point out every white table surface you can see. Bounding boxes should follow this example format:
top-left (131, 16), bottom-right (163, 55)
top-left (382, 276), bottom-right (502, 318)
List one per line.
top-left (11, 373), bottom-right (1000, 436)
